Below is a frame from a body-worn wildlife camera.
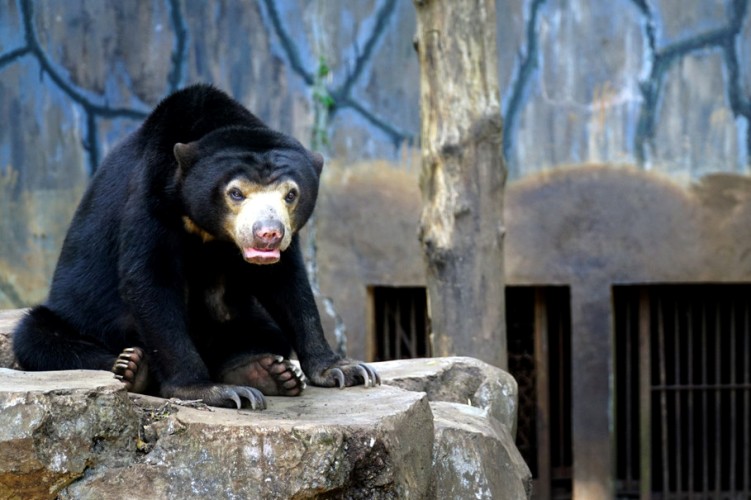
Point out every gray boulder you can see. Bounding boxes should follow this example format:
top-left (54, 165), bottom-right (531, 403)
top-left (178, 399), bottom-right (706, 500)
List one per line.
top-left (0, 309), bottom-right (23, 369)
top-left (430, 402), bottom-right (532, 499)
top-left (0, 367), bottom-right (433, 499)
top-left (0, 369), bottom-right (137, 500)
top-left (67, 386), bottom-right (434, 499)
top-left (376, 356), bottom-right (519, 436)
top-left (0, 310), bottom-right (530, 499)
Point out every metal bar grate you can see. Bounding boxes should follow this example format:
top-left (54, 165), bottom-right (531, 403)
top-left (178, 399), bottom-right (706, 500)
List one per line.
top-left (507, 286), bottom-right (572, 500)
top-left (615, 285), bottom-right (751, 498)
top-left (371, 286), bottom-right (429, 361)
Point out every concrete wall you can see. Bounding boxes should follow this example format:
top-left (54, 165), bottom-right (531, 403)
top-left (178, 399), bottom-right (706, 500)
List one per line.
top-left (0, 0), bottom-right (421, 307)
top-left (2, 1), bottom-right (749, 309)
top-left (315, 163), bottom-right (751, 498)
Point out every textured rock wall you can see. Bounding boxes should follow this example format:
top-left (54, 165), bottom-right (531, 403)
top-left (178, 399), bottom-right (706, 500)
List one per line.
top-left (2, 0), bottom-right (749, 311)
top-left (0, 0), bottom-right (420, 310)
top-left (498, 0), bottom-right (751, 178)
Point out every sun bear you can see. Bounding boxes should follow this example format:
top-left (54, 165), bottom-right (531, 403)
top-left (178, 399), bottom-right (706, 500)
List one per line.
top-left (12, 84), bottom-right (379, 409)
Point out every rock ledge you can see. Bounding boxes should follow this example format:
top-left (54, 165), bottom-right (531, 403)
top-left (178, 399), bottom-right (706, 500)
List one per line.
top-left (0, 311), bottom-right (530, 499)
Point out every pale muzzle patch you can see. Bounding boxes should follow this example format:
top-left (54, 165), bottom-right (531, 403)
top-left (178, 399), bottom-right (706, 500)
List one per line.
top-left (223, 179), bottom-right (298, 265)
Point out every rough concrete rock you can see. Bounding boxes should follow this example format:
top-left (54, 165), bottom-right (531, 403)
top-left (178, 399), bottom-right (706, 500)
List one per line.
top-left (430, 402), bottom-right (532, 500)
top-left (375, 356), bottom-right (519, 436)
top-left (63, 386), bottom-right (433, 499)
top-left (0, 369), bottom-right (137, 500)
top-left (0, 309), bottom-right (23, 369)
top-left (0, 323), bottom-right (527, 499)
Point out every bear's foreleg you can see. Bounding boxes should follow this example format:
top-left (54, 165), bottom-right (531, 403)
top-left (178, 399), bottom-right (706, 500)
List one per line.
top-left (254, 241), bottom-right (381, 389)
top-left (118, 219), bottom-right (267, 410)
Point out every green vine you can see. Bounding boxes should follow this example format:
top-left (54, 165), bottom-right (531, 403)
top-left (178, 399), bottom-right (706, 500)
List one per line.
top-left (311, 56), bottom-right (334, 150)
top-left (306, 55), bottom-right (348, 356)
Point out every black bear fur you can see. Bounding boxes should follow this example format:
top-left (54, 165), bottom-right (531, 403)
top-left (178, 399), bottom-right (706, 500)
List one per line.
top-left (12, 84), bottom-right (378, 408)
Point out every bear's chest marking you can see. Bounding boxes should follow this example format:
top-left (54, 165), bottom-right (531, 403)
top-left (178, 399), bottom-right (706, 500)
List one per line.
top-left (183, 216), bottom-right (215, 243)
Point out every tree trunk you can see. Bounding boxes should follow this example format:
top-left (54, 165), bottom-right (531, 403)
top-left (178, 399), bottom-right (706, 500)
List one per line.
top-left (413, 0), bottom-right (507, 368)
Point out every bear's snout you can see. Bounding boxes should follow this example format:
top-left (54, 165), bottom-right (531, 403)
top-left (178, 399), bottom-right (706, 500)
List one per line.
top-left (231, 189), bottom-right (294, 264)
top-left (252, 220), bottom-right (285, 249)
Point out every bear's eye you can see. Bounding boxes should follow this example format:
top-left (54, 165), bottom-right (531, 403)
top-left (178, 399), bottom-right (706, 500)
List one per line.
top-left (228, 188), bottom-right (245, 201)
top-left (284, 189), bottom-right (298, 204)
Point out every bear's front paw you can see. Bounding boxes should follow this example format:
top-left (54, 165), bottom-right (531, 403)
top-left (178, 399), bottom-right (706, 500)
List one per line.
top-left (307, 359), bottom-right (381, 389)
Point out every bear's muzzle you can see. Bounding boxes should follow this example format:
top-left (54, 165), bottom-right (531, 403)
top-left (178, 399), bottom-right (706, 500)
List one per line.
top-left (241, 219), bottom-right (285, 264)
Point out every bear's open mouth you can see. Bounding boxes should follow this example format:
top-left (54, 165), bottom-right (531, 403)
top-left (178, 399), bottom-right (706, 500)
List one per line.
top-left (243, 247), bottom-right (280, 265)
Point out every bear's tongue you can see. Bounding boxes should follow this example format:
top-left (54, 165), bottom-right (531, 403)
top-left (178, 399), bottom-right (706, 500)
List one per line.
top-left (243, 247), bottom-right (280, 265)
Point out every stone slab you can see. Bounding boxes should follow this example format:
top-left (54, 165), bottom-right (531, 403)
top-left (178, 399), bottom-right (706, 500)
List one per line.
top-left (376, 356), bottom-right (518, 435)
top-left (0, 368), bottom-right (137, 500)
top-left (67, 385), bottom-right (433, 499)
top-left (0, 366), bottom-right (434, 499)
top-left (430, 402), bottom-right (531, 500)
top-left (0, 309), bottom-right (23, 369)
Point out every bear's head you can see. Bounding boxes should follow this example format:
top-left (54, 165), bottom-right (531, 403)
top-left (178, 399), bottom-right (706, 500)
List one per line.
top-left (174, 126), bottom-right (324, 265)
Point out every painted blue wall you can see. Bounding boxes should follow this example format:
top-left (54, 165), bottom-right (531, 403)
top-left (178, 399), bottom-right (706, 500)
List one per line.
top-left (1, 0), bottom-right (749, 306)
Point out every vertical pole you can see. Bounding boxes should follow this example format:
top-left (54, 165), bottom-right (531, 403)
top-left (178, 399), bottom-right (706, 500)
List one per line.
top-left (674, 299), bottom-right (682, 495)
top-left (365, 286), bottom-right (376, 361)
top-left (701, 302), bottom-right (709, 495)
top-left (657, 297), bottom-right (668, 497)
top-left (624, 295), bottom-right (635, 490)
top-left (410, 296), bottom-right (418, 357)
top-left (395, 298), bottom-right (402, 359)
top-left (570, 283), bottom-right (615, 498)
top-left (714, 299), bottom-right (722, 496)
top-left (687, 297), bottom-right (695, 494)
top-left (744, 304), bottom-right (750, 497)
top-left (384, 298), bottom-right (392, 360)
top-left (534, 288), bottom-right (551, 500)
top-left (639, 289), bottom-right (651, 500)
top-left (730, 299), bottom-right (737, 496)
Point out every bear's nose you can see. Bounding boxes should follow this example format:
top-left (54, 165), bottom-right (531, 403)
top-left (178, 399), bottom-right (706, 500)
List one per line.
top-left (252, 220), bottom-right (285, 248)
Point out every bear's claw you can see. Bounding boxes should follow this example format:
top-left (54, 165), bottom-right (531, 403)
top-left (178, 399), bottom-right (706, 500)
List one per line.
top-left (357, 363), bottom-right (381, 388)
top-left (332, 368), bottom-right (346, 389)
top-left (291, 364), bottom-right (307, 390)
top-left (112, 346), bottom-right (149, 393)
top-left (315, 360), bottom-right (381, 389)
top-left (222, 386), bottom-right (265, 410)
top-left (167, 383), bottom-right (268, 410)
top-left (219, 354), bottom-right (306, 396)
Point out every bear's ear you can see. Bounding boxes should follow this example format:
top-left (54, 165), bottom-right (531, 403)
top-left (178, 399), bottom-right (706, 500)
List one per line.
top-left (174, 142), bottom-right (198, 171)
top-left (310, 151), bottom-right (324, 176)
